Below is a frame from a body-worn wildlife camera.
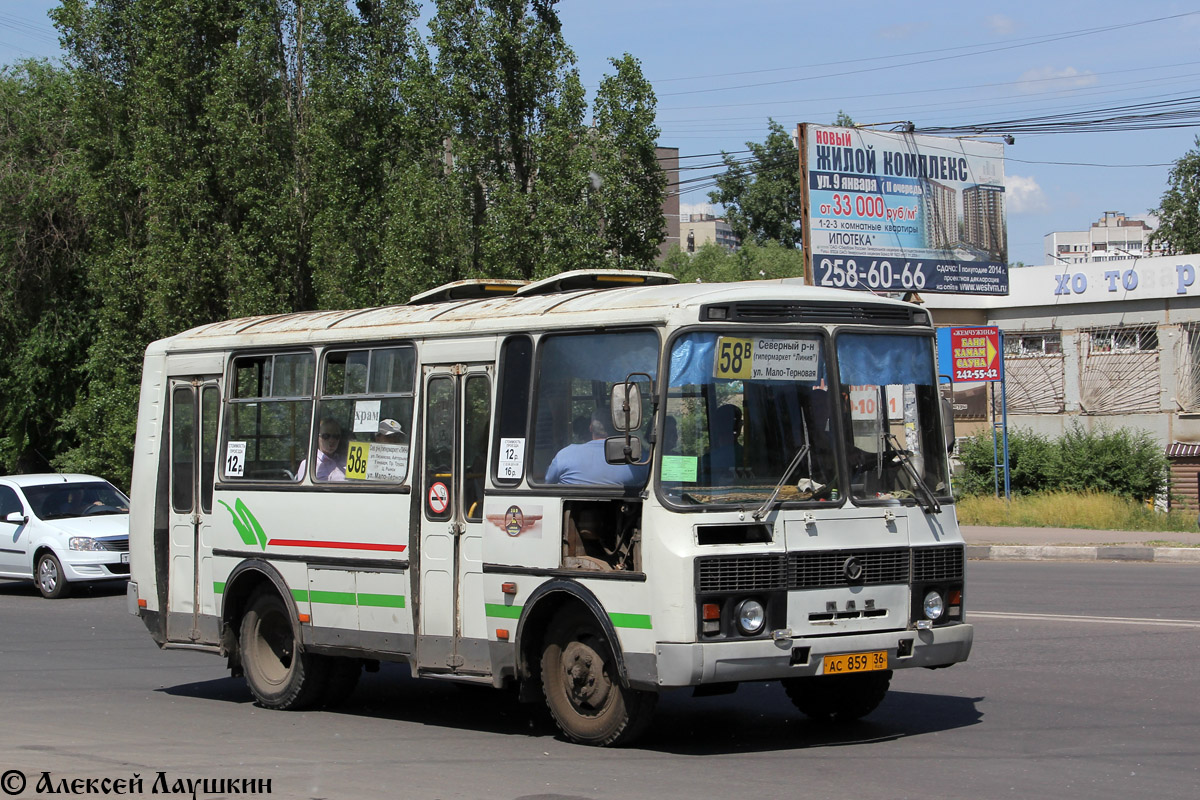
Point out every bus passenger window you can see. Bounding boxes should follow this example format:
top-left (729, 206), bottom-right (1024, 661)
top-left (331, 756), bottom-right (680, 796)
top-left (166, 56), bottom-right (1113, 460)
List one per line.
top-left (313, 346), bottom-right (416, 484)
top-left (492, 336), bottom-right (532, 485)
top-left (224, 352), bottom-right (315, 482)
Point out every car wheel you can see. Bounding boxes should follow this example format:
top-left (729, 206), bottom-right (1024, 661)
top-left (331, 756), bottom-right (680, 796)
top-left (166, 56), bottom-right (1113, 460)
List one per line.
top-left (783, 670), bottom-right (892, 723)
top-left (36, 552), bottom-right (70, 599)
top-left (540, 608), bottom-right (657, 746)
top-left (239, 588), bottom-right (327, 710)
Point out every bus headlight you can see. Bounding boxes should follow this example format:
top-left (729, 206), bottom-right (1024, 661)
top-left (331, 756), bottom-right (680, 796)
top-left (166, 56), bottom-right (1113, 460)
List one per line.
top-left (923, 590), bottom-right (945, 621)
top-left (735, 599), bottom-right (766, 636)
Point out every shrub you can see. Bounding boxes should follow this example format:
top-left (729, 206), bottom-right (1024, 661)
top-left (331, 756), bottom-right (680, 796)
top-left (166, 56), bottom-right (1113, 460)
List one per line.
top-left (954, 423), bottom-right (1168, 502)
top-left (955, 427), bottom-right (1059, 496)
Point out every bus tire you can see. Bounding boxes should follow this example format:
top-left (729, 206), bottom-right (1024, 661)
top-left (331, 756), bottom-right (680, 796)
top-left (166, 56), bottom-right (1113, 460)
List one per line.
top-left (540, 609), bottom-right (656, 746)
top-left (239, 588), bottom-right (327, 710)
top-left (319, 657), bottom-right (362, 708)
top-left (783, 670), bottom-right (892, 723)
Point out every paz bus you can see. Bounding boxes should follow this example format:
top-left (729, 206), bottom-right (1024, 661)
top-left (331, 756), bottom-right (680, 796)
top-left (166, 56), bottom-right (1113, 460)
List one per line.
top-left (127, 269), bottom-right (972, 746)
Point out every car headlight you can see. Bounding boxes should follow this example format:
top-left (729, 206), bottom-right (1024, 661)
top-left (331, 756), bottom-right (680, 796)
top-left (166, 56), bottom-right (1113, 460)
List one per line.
top-left (69, 537), bottom-right (103, 551)
top-left (923, 590), bottom-right (945, 621)
top-left (735, 598), bottom-right (766, 636)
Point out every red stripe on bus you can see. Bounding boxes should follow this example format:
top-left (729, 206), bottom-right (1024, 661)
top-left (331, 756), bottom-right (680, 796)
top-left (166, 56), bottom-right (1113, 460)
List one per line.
top-left (267, 539), bottom-right (407, 552)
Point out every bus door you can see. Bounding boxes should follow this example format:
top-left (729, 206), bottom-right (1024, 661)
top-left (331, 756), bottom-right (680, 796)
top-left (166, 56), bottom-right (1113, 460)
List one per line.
top-left (416, 363), bottom-right (492, 674)
top-left (166, 377), bottom-right (222, 644)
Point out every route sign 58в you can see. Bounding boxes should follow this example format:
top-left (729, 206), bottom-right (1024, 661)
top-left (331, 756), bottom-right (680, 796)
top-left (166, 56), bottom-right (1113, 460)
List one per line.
top-left (950, 327), bottom-right (1001, 382)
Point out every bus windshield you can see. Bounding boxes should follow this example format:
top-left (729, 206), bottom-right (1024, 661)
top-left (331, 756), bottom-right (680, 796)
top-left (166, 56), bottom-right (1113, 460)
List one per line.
top-left (836, 332), bottom-right (950, 506)
top-left (662, 331), bottom-right (840, 506)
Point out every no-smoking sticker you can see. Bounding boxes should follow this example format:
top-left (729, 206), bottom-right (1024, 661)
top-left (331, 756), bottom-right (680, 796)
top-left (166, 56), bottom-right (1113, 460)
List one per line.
top-left (428, 481), bottom-right (450, 515)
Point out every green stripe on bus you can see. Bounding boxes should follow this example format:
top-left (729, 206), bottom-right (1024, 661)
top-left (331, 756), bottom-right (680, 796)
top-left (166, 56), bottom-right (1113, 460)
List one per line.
top-left (357, 593), bottom-right (406, 609)
top-left (484, 604), bottom-right (650, 629)
top-left (485, 603), bottom-right (523, 619)
top-left (215, 586), bottom-right (404, 608)
top-left (309, 590), bottom-right (357, 605)
top-left (609, 613), bottom-right (652, 629)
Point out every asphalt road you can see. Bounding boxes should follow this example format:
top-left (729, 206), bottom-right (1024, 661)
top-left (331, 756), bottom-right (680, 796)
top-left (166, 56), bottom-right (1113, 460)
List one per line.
top-left (0, 562), bottom-right (1198, 800)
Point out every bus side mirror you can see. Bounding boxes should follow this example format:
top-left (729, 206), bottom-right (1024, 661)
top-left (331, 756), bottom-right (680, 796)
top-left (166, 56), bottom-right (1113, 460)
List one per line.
top-left (610, 381), bottom-right (644, 432)
top-left (941, 395), bottom-right (956, 454)
top-left (605, 436), bottom-right (643, 465)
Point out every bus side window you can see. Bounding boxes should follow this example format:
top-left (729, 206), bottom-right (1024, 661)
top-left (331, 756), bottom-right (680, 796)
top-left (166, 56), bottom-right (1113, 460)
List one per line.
top-left (224, 352), bottom-right (315, 482)
top-left (311, 346), bottom-right (416, 485)
top-left (492, 336), bottom-right (533, 485)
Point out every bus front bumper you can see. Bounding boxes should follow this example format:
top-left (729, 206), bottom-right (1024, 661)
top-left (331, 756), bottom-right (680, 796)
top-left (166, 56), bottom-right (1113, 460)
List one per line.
top-left (640, 622), bottom-right (973, 689)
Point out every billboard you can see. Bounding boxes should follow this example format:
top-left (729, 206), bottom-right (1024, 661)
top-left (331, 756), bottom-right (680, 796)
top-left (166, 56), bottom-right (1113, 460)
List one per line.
top-left (947, 327), bottom-right (1002, 383)
top-left (799, 125), bottom-right (1009, 295)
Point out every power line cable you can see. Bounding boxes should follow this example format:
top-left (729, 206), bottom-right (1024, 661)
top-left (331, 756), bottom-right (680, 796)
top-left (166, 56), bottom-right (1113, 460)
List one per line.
top-left (656, 11), bottom-right (1200, 98)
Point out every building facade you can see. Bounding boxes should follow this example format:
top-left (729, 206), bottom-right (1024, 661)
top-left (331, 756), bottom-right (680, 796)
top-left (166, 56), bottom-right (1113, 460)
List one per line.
top-left (656, 147), bottom-right (680, 260)
top-left (921, 253), bottom-right (1200, 508)
top-left (962, 184), bottom-right (1006, 260)
top-left (681, 213), bottom-right (741, 252)
top-left (1043, 211), bottom-right (1163, 266)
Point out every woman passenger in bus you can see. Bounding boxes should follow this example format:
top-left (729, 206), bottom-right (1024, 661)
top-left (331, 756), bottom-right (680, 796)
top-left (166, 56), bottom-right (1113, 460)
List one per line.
top-left (297, 417), bottom-right (347, 482)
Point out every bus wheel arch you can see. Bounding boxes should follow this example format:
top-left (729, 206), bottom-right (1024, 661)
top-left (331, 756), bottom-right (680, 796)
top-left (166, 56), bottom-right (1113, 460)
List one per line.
top-left (514, 580), bottom-right (630, 697)
top-left (220, 560), bottom-right (298, 656)
top-left (515, 581), bottom-right (656, 746)
top-left (220, 561), bottom-right (327, 709)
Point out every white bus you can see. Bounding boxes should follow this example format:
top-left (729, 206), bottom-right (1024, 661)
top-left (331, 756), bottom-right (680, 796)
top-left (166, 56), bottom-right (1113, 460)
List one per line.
top-left (127, 269), bottom-right (972, 746)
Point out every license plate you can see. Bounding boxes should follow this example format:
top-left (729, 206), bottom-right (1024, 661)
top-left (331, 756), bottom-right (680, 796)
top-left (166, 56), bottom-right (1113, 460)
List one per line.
top-left (823, 650), bottom-right (888, 675)
top-left (120, 553), bottom-right (130, 564)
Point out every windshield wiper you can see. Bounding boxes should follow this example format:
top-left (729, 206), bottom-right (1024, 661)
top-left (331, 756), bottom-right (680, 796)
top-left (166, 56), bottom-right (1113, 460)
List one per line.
top-left (884, 433), bottom-right (941, 514)
top-left (752, 444), bottom-right (811, 521)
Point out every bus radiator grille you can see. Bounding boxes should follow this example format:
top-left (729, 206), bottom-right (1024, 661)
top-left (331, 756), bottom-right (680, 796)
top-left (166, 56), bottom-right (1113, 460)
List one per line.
top-left (696, 545), bottom-right (964, 593)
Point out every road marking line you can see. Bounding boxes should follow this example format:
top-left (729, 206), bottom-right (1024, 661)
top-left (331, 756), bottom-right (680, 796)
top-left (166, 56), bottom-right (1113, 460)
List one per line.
top-left (972, 610), bottom-right (1200, 628)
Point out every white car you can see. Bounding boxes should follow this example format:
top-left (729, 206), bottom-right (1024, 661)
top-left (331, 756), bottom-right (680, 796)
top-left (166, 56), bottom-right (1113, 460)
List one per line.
top-left (0, 474), bottom-right (130, 598)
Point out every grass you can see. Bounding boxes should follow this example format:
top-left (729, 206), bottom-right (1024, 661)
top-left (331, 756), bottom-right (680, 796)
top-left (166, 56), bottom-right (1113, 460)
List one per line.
top-left (955, 490), bottom-right (1200, 533)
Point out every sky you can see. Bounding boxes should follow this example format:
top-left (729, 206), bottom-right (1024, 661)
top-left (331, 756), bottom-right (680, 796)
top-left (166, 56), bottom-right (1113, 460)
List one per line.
top-left (3, 0), bottom-right (1199, 267)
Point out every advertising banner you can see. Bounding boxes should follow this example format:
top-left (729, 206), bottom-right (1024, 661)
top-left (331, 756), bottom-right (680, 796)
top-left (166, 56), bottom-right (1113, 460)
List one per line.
top-left (801, 125), bottom-right (1009, 294)
top-left (947, 327), bottom-right (1002, 382)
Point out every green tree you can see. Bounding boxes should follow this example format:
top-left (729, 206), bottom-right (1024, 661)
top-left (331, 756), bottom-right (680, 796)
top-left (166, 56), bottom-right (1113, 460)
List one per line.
top-left (660, 239), bottom-right (805, 284)
top-left (302, 0), bottom-right (457, 307)
top-left (707, 119), bottom-right (803, 248)
top-left (592, 53), bottom-right (665, 267)
top-left (51, 0), bottom-right (313, 483)
top-left (430, 0), bottom-right (591, 280)
top-left (0, 61), bottom-right (93, 473)
top-left (1149, 135), bottom-right (1200, 255)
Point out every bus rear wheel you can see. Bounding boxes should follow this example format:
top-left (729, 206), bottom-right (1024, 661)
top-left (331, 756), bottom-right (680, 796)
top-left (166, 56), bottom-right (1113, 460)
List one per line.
top-left (239, 589), bottom-right (327, 710)
top-left (540, 610), bottom-right (656, 746)
top-left (783, 670), bottom-right (892, 723)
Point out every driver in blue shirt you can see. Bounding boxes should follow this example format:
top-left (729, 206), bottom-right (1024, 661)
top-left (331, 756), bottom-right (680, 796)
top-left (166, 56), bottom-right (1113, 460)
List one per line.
top-left (546, 409), bottom-right (648, 487)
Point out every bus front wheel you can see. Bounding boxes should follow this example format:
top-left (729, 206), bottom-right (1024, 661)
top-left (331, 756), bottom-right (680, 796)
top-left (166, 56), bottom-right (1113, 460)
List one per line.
top-left (783, 670), bottom-right (892, 723)
top-left (540, 609), bottom-right (656, 746)
top-left (239, 589), bottom-right (327, 710)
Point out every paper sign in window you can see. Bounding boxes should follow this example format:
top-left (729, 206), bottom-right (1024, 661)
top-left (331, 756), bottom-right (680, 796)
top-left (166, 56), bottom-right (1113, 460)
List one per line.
top-left (225, 441), bottom-right (246, 477)
top-left (367, 443), bottom-right (409, 481)
top-left (498, 438), bottom-right (526, 480)
top-left (661, 455), bottom-right (698, 482)
top-left (353, 400), bottom-right (382, 433)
